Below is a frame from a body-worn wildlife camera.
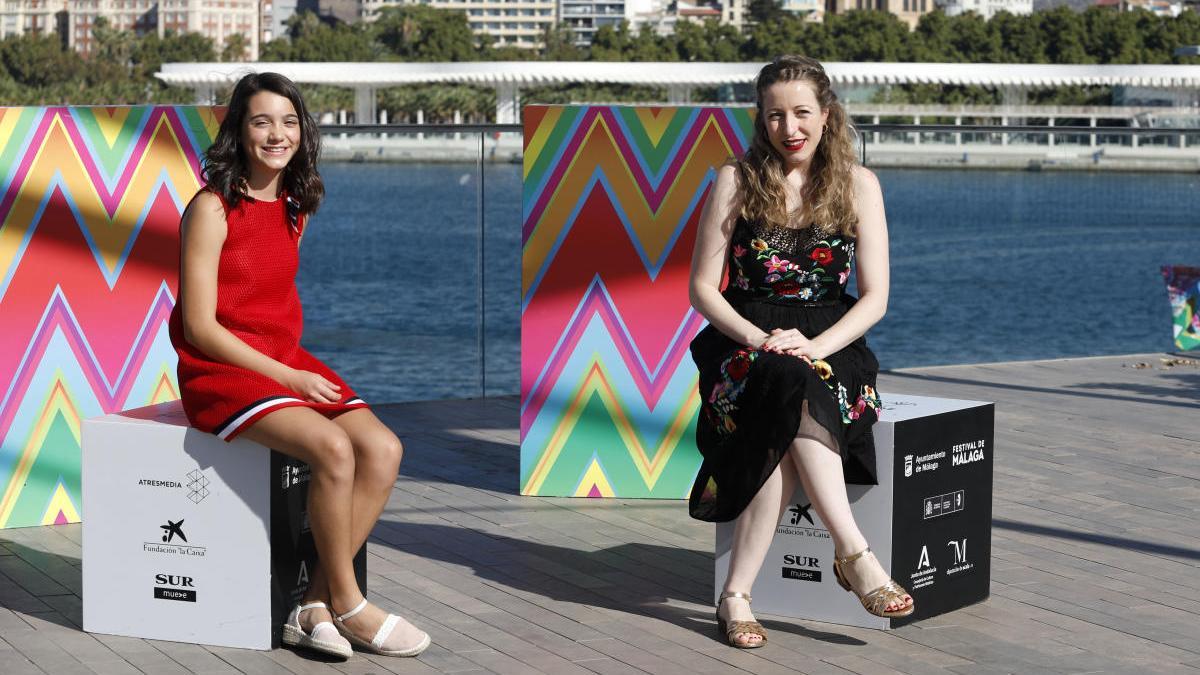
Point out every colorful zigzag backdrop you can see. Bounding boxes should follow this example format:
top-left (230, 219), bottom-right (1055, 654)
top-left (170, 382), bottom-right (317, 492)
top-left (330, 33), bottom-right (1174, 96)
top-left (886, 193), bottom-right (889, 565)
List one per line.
top-left (521, 105), bottom-right (754, 498)
top-left (0, 106), bottom-right (219, 529)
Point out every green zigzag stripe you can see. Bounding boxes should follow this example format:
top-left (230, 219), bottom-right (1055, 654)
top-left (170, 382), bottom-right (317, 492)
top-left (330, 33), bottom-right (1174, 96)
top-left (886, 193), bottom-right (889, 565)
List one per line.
top-left (8, 409), bottom-right (79, 528)
top-left (0, 108), bottom-right (39, 184)
top-left (533, 395), bottom-right (700, 498)
top-left (70, 107), bottom-right (153, 177)
top-left (176, 106), bottom-right (219, 150)
top-left (525, 106), bottom-right (586, 197)
top-left (613, 107), bottom-right (695, 174)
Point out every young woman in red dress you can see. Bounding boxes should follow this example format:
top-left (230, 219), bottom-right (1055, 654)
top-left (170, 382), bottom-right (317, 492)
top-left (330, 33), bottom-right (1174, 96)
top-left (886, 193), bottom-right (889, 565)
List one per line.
top-left (168, 72), bottom-right (430, 659)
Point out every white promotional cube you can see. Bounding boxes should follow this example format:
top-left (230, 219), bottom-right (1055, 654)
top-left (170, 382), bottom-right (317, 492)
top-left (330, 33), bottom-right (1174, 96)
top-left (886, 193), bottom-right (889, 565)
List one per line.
top-left (715, 393), bottom-right (994, 629)
top-left (82, 400), bottom-right (364, 649)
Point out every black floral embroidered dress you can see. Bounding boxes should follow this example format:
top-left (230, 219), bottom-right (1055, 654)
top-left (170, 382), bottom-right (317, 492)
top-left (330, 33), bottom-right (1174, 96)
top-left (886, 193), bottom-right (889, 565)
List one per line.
top-left (688, 216), bottom-right (882, 522)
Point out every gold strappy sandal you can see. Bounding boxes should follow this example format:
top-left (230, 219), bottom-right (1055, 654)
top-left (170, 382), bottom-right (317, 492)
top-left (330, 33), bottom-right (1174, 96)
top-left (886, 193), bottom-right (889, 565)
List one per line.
top-left (832, 547), bottom-right (915, 618)
top-left (715, 591), bottom-right (767, 648)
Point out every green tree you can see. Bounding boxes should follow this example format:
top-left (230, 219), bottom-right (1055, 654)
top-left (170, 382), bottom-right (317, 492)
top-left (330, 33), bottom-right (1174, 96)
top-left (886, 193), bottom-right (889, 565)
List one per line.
top-left (374, 5), bottom-right (479, 61)
top-left (541, 22), bottom-right (585, 60)
top-left (673, 20), bottom-right (741, 61)
top-left (221, 33), bottom-right (249, 62)
top-left (990, 10), bottom-right (1046, 63)
top-left (827, 11), bottom-right (912, 61)
top-left (1037, 6), bottom-right (1092, 64)
top-left (747, 0), bottom-right (787, 25)
top-left (0, 33), bottom-right (84, 88)
top-left (133, 31), bottom-right (215, 81)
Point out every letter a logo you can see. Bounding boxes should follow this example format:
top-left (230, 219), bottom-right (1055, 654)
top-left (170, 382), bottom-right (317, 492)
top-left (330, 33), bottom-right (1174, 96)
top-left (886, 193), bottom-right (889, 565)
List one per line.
top-left (297, 560), bottom-right (309, 587)
top-left (917, 545), bottom-right (930, 569)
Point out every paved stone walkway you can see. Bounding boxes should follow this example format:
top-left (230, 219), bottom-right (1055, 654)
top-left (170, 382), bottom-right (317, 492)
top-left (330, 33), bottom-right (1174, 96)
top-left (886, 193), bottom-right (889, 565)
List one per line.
top-left (1, 353), bottom-right (1197, 674)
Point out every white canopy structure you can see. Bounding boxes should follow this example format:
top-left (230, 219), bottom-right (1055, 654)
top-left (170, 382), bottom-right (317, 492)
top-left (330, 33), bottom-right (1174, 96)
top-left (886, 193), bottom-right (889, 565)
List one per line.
top-left (157, 61), bottom-right (1200, 124)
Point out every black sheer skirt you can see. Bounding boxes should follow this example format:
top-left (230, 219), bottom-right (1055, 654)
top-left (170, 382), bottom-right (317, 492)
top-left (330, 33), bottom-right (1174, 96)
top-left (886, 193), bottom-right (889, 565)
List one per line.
top-left (687, 292), bottom-right (881, 523)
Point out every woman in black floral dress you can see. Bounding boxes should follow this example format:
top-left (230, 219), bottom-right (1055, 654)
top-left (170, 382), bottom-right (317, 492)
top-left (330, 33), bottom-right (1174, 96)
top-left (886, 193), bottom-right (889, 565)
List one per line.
top-left (688, 56), bottom-right (913, 648)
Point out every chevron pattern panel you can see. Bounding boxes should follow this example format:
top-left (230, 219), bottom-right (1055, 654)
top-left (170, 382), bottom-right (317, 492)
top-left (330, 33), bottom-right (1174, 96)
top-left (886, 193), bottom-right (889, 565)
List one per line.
top-left (0, 106), bottom-right (219, 529)
top-left (521, 105), bottom-right (755, 498)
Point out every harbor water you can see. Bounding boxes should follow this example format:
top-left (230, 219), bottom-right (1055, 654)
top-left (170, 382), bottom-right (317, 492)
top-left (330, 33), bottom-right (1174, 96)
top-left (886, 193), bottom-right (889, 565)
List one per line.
top-left (297, 163), bottom-right (1200, 403)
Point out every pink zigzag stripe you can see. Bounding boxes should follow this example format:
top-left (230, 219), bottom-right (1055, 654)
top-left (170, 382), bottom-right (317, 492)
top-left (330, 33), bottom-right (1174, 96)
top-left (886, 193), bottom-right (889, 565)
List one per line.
top-left (60, 108), bottom-right (195, 215)
top-left (162, 108), bottom-right (207, 181)
top-left (0, 109), bottom-right (55, 224)
top-left (521, 283), bottom-right (705, 435)
top-left (0, 288), bottom-right (175, 444)
top-left (524, 108), bottom-right (744, 242)
top-left (0, 108), bottom-right (195, 223)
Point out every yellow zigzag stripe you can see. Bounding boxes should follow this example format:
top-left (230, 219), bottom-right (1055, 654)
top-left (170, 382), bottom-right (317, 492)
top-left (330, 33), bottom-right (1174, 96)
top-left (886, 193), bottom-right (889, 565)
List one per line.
top-left (0, 112), bottom-right (201, 278)
top-left (522, 357), bottom-right (700, 495)
top-left (633, 108), bottom-right (675, 147)
top-left (0, 375), bottom-right (81, 528)
top-left (523, 107), bottom-right (563, 179)
top-left (574, 459), bottom-right (616, 498)
top-left (92, 107), bottom-right (132, 148)
top-left (41, 482), bottom-right (80, 525)
top-left (522, 112), bottom-right (737, 297)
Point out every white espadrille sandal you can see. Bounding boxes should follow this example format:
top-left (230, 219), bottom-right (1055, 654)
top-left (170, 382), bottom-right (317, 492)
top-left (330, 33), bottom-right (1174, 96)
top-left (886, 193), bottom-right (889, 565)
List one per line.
top-left (281, 601), bottom-right (352, 659)
top-left (333, 598), bottom-right (430, 657)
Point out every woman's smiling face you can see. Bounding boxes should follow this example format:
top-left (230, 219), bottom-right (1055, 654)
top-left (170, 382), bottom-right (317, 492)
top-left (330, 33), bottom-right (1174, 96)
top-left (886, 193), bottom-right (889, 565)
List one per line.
top-left (241, 91), bottom-right (300, 177)
top-left (760, 79), bottom-right (829, 171)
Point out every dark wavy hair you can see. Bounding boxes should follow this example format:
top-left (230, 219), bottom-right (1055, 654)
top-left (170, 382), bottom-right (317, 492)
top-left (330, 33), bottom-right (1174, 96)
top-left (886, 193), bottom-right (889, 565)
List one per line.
top-left (202, 72), bottom-right (324, 214)
top-left (738, 55), bottom-right (859, 236)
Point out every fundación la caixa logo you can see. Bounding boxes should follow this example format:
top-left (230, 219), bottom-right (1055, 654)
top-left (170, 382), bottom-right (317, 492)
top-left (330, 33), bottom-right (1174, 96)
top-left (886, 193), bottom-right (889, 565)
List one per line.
top-left (144, 519), bottom-right (207, 557)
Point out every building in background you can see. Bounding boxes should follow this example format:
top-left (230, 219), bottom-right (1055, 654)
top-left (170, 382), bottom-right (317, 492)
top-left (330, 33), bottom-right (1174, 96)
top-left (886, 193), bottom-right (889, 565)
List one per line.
top-left (825, 0), bottom-right (931, 27)
top-left (360, 0), bottom-right (555, 48)
top-left (1, 0), bottom-right (67, 41)
top-left (0, 0), bottom-right (258, 57)
top-left (780, 0), bottom-right (824, 20)
top-left (1094, 0), bottom-right (1182, 16)
top-left (156, 0), bottom-right (259, 57)
top-left (560, 0), bottom-right (624, 45)
top-left (937, 0), bottom-right (1033, 18)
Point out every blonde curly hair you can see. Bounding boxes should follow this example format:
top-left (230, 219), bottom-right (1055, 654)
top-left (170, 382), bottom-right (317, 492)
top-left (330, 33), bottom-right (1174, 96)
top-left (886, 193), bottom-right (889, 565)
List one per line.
top-left (737, 55), bottom-right (860, 237)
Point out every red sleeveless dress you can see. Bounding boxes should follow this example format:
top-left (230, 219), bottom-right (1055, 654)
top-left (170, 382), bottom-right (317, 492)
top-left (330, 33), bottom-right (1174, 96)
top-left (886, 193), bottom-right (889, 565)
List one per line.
top-left (168, 190), bottom-right (367, 441)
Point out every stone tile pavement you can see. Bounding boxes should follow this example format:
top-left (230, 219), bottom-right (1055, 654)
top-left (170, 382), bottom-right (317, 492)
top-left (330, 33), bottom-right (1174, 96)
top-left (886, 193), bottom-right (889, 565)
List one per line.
top-left (0, 353), bottom-right (1197, 674)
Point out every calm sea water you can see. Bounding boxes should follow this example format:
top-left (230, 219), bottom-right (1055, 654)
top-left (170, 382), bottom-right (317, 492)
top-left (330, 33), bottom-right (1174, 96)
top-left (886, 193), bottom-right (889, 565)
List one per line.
top-left (297, 163), bottom-right (1200, 404)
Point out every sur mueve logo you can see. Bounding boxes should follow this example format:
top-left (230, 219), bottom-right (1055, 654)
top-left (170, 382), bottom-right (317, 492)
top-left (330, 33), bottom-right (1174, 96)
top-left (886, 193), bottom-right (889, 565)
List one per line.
top-left (781, 552), bottom-right (822, 582)
top-left (153, 573), bottom-right (197, 602)
top-left (144, 519), bottom-right (206, 557)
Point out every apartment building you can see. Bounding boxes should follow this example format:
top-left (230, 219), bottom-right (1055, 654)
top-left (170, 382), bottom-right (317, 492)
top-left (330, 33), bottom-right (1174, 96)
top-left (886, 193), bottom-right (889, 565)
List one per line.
top-left (0, 0), bottom-right (258, 57)
top-left (1, 0), bottom-right (66, 40)
top-left (938, 0), bottom-right (1032, 18)
top-left (360, 0), bottom-right (556, 48)
top-left (825, 0), bottom-right (930, 27)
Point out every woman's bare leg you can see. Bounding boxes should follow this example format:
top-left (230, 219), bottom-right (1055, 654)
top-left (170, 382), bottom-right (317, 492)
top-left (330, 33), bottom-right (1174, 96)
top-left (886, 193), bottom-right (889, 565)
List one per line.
top-left (299, 410), bottom-right (424, 647)
top-left (719, 453), bottom-right (799, 646)
top-left (239, 407), bottom-right (362, 626)
top-left (787, 432), bottom-right (911, 612)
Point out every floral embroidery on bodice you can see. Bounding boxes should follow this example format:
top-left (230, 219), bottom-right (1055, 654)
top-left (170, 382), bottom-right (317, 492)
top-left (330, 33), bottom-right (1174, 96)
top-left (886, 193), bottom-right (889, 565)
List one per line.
top-left (727, 218), bottom-right (855, 303)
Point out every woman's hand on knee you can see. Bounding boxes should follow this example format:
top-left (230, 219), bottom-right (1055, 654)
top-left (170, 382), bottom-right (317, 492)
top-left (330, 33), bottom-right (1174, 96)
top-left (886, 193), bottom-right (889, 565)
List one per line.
top-left (281, 368), bottom-right (342, 403)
